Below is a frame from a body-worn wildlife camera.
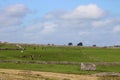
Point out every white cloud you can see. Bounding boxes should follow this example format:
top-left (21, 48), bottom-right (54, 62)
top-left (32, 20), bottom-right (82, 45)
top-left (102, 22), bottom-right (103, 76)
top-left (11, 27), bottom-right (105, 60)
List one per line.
top-left (25, 22), bottom-right (57, 35)
top-left (0, 4), bottom-right (30, 27)
top-left (92, 19), bottom-right (116, 27)
top-left (44, 10), bottom-right (65, 19)
top-left (4, 4), bottom-right (29, 17)
top-left (113, 25), bottom-right (120, 33)
top-left (25, 23), bottom-right (43, 32)
top-left (40, 4), bottom-right (106, 32)
top-left (61, 4), bottom-right (105, 20)
top-left (24, 4), bottom-right (114, 43)
top-left (78, 31), bottom-right (90, 36)
top-left (41, 22), bottom-right (57, 34)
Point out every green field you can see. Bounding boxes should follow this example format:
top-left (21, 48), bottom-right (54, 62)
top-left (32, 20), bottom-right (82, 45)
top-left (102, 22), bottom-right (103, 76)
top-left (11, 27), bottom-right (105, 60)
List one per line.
top-left (0, 43), bottom-right (120, 74)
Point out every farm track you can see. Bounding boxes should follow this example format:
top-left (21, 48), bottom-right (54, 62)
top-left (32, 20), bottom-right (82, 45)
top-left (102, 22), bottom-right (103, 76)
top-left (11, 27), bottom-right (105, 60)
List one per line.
top-left (0, 69), bottom-right (98, 80)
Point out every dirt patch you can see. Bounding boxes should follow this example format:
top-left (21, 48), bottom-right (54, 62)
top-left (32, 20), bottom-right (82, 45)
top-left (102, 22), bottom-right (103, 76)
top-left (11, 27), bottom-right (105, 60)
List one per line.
top-left (92, 72), bottom-right (120, 77)
top-left (0, 69), bottom-right (98, 80)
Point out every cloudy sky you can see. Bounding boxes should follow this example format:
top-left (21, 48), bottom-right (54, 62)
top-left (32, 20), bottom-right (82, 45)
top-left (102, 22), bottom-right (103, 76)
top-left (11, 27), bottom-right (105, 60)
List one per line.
top-left (0, 0), bottom-right (120, 46)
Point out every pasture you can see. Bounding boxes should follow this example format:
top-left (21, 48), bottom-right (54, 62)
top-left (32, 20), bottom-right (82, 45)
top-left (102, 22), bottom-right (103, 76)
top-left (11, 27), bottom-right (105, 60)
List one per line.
top-left (0, 42), bottom-right (120, 75)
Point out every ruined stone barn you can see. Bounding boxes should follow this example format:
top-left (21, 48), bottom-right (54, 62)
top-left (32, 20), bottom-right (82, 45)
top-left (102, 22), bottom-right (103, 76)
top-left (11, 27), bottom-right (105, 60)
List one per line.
top-left (81, 63), bottom-right (96, 71)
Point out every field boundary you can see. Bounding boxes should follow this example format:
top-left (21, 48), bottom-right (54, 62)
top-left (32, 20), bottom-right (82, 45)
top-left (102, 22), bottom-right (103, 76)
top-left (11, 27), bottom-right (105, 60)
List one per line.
top-left (0, 48), bottom-right (24, 50)
top-left (0, 60), bottom-right (120, 66)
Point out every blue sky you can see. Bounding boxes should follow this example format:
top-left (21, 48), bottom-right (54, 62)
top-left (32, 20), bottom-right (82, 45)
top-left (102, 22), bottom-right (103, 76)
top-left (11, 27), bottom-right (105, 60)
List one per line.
top-left (0, 0), bottom-right (120, 46)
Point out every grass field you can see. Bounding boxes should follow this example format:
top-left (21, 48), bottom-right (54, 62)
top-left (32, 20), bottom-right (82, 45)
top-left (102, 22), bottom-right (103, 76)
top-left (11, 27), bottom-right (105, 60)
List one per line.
top-left (0, 43), bottom-right (120, 75)
top-left (0, 43), bottom-right (120, 62)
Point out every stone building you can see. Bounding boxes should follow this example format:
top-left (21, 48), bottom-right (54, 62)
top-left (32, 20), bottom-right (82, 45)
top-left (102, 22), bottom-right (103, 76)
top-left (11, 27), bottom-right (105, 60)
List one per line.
top-left (81, 63), bottom-right (96, 71)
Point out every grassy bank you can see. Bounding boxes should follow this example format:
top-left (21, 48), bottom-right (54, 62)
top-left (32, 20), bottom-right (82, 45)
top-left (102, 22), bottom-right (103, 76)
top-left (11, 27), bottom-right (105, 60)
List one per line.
top-left (0, 63), bottom-right (119, 74)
